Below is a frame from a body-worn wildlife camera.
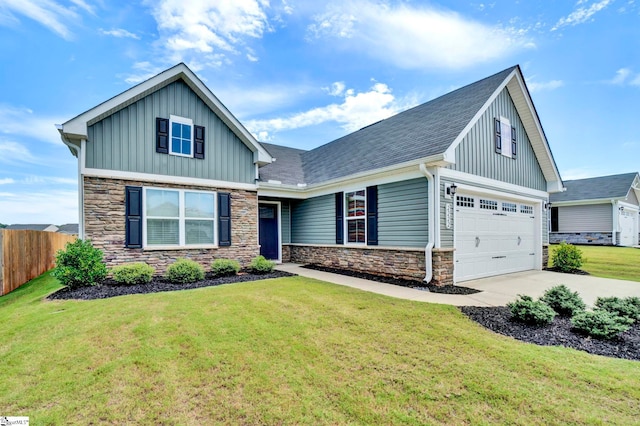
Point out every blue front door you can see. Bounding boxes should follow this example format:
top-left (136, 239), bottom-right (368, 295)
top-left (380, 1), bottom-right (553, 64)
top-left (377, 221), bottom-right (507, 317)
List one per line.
top-left (259, 203), bottom-right (279, 260)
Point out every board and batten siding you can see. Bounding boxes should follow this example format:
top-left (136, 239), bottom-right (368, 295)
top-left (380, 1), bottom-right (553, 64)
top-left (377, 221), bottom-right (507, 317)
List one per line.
top-left (281, 201), bottom-right (291, 244)
top-left (86, 80), bottom-right (255, 184)
top-left (377, 178), bottom-right (429, 247)
top-left (448, 88), bottom-right (546, 191)
top-left (291, 194), bottom-right (335, 244)
top-left (558, 204), bottom-right (612, 232)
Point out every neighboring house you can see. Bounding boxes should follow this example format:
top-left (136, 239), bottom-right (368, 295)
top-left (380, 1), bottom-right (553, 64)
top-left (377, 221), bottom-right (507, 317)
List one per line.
top-left (549, 173), bottom-right (640, 247)
top-left (5, 224), bottom-right (59, 232)
top-left (58, 63), bottom-right (563, 285)
top-left (57, 223), bottom-right (79, 236)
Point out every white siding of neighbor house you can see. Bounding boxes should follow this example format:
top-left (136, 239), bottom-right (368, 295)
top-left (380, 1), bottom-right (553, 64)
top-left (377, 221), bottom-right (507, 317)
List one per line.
top-left (626, 189), bottom-right (639, 206)
top-left (558, 204), bottom-right (612, 232)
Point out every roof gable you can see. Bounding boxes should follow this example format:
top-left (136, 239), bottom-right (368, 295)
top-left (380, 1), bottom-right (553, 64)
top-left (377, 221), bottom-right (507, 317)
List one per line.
top-left (59, 63), bottom-right (272, 165)
top-left (550, 172), bottom-right (640, 204)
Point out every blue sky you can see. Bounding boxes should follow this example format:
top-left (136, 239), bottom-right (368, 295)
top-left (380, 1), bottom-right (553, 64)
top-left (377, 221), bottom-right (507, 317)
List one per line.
top-left (0, 0), bottom-right (638, 225)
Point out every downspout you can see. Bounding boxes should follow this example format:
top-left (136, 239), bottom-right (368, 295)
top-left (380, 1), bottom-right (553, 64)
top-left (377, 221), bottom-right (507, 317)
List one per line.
top-left (57, 125), bottom-right (83, 239)
top-left (419, 164), bottom-right (435, 283)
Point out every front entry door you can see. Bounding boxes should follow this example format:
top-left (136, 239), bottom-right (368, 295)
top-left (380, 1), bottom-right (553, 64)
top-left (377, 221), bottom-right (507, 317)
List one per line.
top-left (259, 203), bottom-right (279, 260)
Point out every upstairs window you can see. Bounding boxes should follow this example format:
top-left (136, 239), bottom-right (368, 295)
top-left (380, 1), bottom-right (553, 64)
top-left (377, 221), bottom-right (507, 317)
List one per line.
top-left (346, 190), bottom-right (366, 243)
top-left (494, 116), bottom-right (517, 159)
top-left (170, 115), bottom-right (193, 157)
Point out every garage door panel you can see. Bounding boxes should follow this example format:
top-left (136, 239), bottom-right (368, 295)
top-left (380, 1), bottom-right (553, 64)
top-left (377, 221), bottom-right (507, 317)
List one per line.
top-left (456, 195), bottom-right (538, 282)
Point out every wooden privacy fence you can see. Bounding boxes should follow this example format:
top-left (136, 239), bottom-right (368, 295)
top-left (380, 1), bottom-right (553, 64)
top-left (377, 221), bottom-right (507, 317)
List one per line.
top-left (0, 229), bottom-right (77, 296)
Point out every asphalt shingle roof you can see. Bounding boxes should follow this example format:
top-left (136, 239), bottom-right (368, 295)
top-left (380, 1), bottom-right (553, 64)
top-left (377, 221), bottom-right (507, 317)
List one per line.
top-left (57, 223), bottom-right (79, 235)
top-left (258, 143), bottom-right (306, 185)
top-left (5, 224), bottom-right (57, 231)
top-left (258, 66), bottom-right (517, 185)
top-left (550, 172), bottom-right (639, 202)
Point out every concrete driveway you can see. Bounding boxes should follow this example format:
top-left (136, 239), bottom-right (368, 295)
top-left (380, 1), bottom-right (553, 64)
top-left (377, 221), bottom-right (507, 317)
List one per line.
top-left (277, 264), bottom-right (640, 307)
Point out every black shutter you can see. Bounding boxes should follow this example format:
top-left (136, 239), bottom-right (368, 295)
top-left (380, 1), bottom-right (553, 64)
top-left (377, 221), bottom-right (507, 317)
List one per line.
top-left (494, 118), bottom-right (502, 154)
top-left (511, 126), bottom-right (517, 159)
top-left (366, 185), bottom-right (378, 245)
top-left (156, 118), bottom-right (169, 154)
top-left (125, 186), bottom-right (142, 248)
top-left (194, 125), bottom-right (205, 159)
top-left (335, 192), bottom-right (344, 244)
top-left (551, 207), bottom-right (559, 232)
top-left (218, 192), bottom-right (231, 246)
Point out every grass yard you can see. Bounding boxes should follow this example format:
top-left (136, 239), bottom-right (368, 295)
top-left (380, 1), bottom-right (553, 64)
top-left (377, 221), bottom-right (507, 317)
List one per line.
top-left (549, 244), bottom-right (640, 282)
top-left (2, 273), bottom-right (640, 424)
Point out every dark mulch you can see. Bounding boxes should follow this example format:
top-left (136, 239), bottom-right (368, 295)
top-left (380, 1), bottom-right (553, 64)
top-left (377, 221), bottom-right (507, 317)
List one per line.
top-left (47, 270), bottom-right (297, 301)
top-left (545, 266), bottom-right (590, 275)
top-left (302, 264), bottom-right (480, 295)
top-left (460, 306), bottom-right (640, 361)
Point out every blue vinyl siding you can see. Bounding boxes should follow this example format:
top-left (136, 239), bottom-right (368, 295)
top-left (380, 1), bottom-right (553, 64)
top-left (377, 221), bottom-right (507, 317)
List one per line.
top-left (86, 80), bottom-right (255, 184)
top-left (291, 194), bottom-right (335, 244)
top-left (377, 178), bottom-right (429, 247)
top-left (448, 88), bottom-right (546, 191)
top-left (281, 201), bottom-right (291, 244)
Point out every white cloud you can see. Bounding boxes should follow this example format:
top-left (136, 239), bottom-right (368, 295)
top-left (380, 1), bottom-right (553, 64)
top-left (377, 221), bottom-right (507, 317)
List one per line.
top-left (213, 83), bottom-right (312, 118)
top-left (145, 0), bottom-right (272, 65)
top-left (0, 178), bottom-right (15, 185)
top-left (0, 141), bottom-right (40, 165)
top-left (609, 68), bottom-right (640, 86)
top-left (118, 61), bottom-right (166, 85)
top-left (0, 189), bottom-right (78, 225)
top-left (552, 0), bottom-right (612, 31)
top-left (69, 0), bottom-right (95, 15)
top-left (0, 0), bottom-right (81, 39)
top-left (0, 104), bottom-right (63, 145)
top-left (306, 1), bottom-right (534, 70)
top-left (324, 82), bottom-right (346, 97)
top-left (526, 79), bottom-right (564, 92)
top-left (245, 81), bottom-right (417, 140)
top-left (99, 28), bottom-right (140, 39)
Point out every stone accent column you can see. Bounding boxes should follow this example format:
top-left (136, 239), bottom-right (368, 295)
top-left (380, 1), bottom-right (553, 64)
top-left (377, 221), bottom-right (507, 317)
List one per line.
top-left (542, 244), bottom-right (549, 269)
top-left (431, 248), bottom-right (454, 286)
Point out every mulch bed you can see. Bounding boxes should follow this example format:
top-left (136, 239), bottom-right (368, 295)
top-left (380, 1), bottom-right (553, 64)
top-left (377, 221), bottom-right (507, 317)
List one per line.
top-left (47, 270), bottom-right (296, 301)
top-left (460, 306), bottom-right (640, 361)
top-left (545, 266), bottom-right (590, 275)
top-left (302, 264), bottom-right (480, 295)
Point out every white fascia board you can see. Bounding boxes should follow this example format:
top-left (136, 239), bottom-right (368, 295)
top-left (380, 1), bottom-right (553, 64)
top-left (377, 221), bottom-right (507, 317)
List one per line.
top-left (443, 69), bottom-right (516, 162)
top-left (439, 168), bottom-right (549, 199)
top-left (619, 200), bottom-right (640, 210)
top-left (61, 63), bottom-right (272, 165)
top-left (83, 168), bottom-right (258, 191)
top-left (551, 198), bottom-right (624, 207)
top-left (546, 180), bottom-right (564, 193)
top-left (257, 155), bottom-right (445, 199)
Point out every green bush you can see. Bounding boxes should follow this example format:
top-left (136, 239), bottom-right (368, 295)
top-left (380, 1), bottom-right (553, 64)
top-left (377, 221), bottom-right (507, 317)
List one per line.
top-left (540, 284), bottom-right (586, 317)
top-left (111, 262), bottom-right (155, 285)
top-left (594, 297), bottom-right (640, 323)
top-left (211, 258), bottom-right (240, 277)
top-left (165, 258), bottom-right (205, 284)
top-left (507, 295), bottom-right (556, 325)
top-left (571, 310), bottom-right (631, 340)
top-left (52, 239), bottom-right (107, 289)
top-left (249, 255), bottom-right (275, 274)
top-left (551, 242), bottom-right (584, 272)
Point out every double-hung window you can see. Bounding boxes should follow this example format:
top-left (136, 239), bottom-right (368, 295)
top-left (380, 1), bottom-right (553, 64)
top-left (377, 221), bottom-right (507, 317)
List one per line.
top-left (346, 190), bottom-right (366, 243)
top-left (144, 188), bottom-right (216, 247)
top-left (170, 115), bottom-right (193, 157)
top-left (494, 116), bottom-right (517, 159)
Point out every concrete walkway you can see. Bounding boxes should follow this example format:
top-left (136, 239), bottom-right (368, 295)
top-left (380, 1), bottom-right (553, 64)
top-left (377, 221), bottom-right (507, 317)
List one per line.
top-left (276, 263), bottom-right (640, 307)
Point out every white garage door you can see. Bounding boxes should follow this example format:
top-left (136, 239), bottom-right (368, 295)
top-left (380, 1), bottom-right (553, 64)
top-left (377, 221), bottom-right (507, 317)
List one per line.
top-left (455, 194), bottom-right (538, 282)
top-left (619, 210), bottom-right (638, 247)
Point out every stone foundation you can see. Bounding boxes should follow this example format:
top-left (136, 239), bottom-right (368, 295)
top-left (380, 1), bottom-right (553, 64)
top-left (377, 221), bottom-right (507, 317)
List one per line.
top-left (287, 244), bottom-right (457, 285)
top-left (83, 176), bottom-right (259, 274)
top-left (550, 232), bottom-right (613, 245)
top-left (281, 245), bottom-right (291, 263)
top-left (542, 245), bottom-right (549, 269)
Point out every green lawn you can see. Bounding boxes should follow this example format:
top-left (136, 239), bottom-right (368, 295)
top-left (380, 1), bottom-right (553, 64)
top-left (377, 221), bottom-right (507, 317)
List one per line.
top-left (549, 244), bottom-right (640, 282)
top-left (2, 273), bottom-right (640, 424)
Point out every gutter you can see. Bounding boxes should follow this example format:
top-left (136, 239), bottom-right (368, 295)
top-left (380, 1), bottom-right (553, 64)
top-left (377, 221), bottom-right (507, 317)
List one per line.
top-left (419, 164), bottom-right (435, 283)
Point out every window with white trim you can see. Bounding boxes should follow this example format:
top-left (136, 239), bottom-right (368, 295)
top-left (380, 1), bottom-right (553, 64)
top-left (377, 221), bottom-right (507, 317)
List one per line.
top-left (144, 188), bottom-right (216, 247)
top-left (520, 205), bottom-right (533, 215)
top-left (494, 116), bottom-right (517, 159)
top-left (456, 196), bottom-right (474, 208)
top-left (170, 115), bottom-right (193, 157)
top-left (346, 190), bottom-right (366, 243)
top-left (480, 199), bottom-right (498, 210)
top-left (502, 202), bottom-right (517, 212)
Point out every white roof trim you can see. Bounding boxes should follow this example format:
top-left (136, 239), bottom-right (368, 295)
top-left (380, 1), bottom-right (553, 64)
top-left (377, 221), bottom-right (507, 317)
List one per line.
top-left (443, 67), bottom-right (563, 193)
top-left (59, 63), bottom-right (272, 165)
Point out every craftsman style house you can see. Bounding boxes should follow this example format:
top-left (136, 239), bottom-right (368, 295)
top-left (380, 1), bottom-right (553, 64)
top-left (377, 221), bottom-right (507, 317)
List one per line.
top-left (59, 63), bottom-right (563, 285)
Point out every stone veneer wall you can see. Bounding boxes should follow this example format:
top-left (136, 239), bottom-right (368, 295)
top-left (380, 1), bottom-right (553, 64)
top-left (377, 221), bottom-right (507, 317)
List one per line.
top-left (83, 176), bottom-right (259, 273)
top-left (549, 232), bottom-right (613, 245)
top-left (542, 245), bottom-right (549, 269)
top-left (281, 245), bottom-right (291, 263)
top-left (288, 244), bottom-right (457, 285)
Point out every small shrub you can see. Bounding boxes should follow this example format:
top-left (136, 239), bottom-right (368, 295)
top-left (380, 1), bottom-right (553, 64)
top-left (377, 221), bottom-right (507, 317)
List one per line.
top-left (166, 258), bottom-right (205, 284)
top-left (571, 310), bottom-right (631, 340)
top-left (249, 255), bottom-right (275, 274)
top-left (52, 239), bottom-right (107, 288)
top-left (540, 284), bottom-right (586, 317)
top-left (112, 262), bottom-right (155, 285)
top-left (594, 296), bottom-right (640, 323)
top-left (551, 242), bottom-right (584, 272)
top-left (507, 295), bottom-right (556, 325)
top-left (211, 258), bottom-right (241, 277)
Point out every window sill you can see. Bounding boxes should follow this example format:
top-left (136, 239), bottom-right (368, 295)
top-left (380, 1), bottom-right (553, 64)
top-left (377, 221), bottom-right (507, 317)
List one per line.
top-left (143, 244), bottom-right (219, 251)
